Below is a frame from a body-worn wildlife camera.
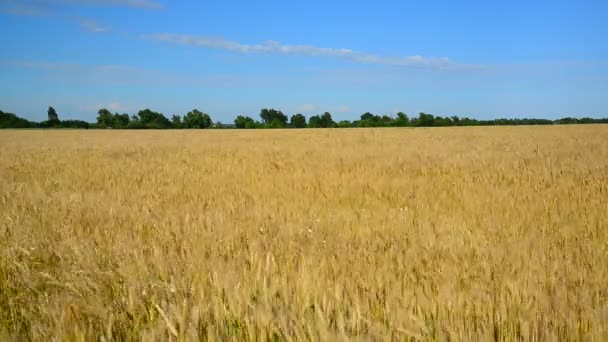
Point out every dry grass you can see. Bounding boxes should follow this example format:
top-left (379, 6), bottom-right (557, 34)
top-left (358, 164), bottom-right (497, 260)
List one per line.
top-left (1, 126), bottom-right (607, 341)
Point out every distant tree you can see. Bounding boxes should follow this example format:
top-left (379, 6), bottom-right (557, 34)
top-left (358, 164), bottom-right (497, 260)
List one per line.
top-left (459, 117), bottom-right (479, 126)
top-left (269, 118), bottom-right (285, 128)
top-left (247, 119), bottom-right (257, 128)
top-left (308, 115), bottom-right (322, 128)
top-left (259, 108), bottom-right (288, 127)
top-left (113, 113), bottom-right (130, 128)
top-left (320, 112), bottom-right (336, 128)
top-left (171, 114), bottom-right (183, 129)
top-left (379, 115), bottom-right (393, 126)
top-left (417, 112), bottom-right (436, 127)
top-left (127, 114), bottom-right (143, 129)
top-left (394, 112), bottom-right (409, 127)
top-left (234, 115), bottom-right (246, 128)
top-left (183, 109), bottom-right (212, 129)
top-left (47, 106), bottom-right (59, 126)
top-left (337, 120), bottom-right (353, 128)
top-left (290, 113), bottom-right (307, 128)
top-left (555, 117), bottom-right (579, 125)
top-left (358, 112), bottom-right (385, 127)
top-left (0, 110), bottom-right (36, 128)
top-left (133, 108), bottom-right (171, 129)
top-left (360, 112), bottom-right (375, 121)
top-left (59, 120), bottom-right (89, 129)
top-left (579, 117), bottom-right (595, 124)
top-left (9, 106), bottom-right (608, 130)
top-left (234, 115), bottom-right (256, 128)
top-left (433, 116), bottom-right (453, 127)
top-left (96, 108), bottom-right (114, 128)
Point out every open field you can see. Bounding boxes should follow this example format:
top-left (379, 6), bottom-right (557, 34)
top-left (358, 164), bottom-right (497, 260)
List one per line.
top-left (1, 126), bottom-right (608, 340)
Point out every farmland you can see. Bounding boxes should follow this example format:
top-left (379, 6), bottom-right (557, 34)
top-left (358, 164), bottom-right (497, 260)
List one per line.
top-left (1, 126), bottom-right (607, 340)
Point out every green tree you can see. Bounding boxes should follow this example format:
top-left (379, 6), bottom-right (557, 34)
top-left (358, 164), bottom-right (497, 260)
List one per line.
top-left (290, 113), bottom-right (307, 128)
top-left (47, 106), bottom-right (59, 126)
top-left (113, 113), bottom-right (130, 128)
top-left (417, 112), bottom-right (436, 127)
top-left (379, 115), bottom-right (393, 126)
top-left (234, 115), bottom-right (247, 128)
top-left (96, 108), bottom-right (114, 128)
top-left (259, 108), bottom-right (287, 127)
top-left (337, 120), bottom-right (352, 128)
top-left (0, 110), bottom-right (36, 128)
top-left (434, 116), bottom-right (453, 126)
top-left (96, 109), bottom-right (130, 128)
top-left (234, 115), bottom-right (256, 128)
top-left (171, 114), bottom-right (183, 129)
top-left (320, 112), bottom-right (336, 128)
top-left (394, 112), bottom-right (409, 127)
top-left (360, 112), bottom-right (375, 121)
top-left (133, 109), bottom-right (171, 129)
top-left (183, 109), bottom-right (212, 128)
top-left (269, 118), bottom-right (285, 128)
top-left (308, 115), bottom-right (322, 128)
top-left (58, 120), bottom-right (89, 129)
top-left (358, 112), bottom-right (383, 127)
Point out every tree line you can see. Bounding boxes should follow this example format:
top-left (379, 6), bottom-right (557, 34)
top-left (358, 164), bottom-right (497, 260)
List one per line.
top-left (0, 107), bottom-right (91, 129)
top-left (1, 106), bottom-right (608, 129)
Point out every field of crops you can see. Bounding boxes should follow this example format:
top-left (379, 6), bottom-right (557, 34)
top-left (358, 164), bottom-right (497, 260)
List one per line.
top-left (1, 126), bottom-right (607, 340)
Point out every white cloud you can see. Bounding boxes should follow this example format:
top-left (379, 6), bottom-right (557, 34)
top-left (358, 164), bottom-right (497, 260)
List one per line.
top-left (295, 104), bottom-right (351, 115)
top-left (106, 102), bottom-right (129, 111)
top-left (1, 0), bottom-right (162, 13)
top-left (297, 104), bottom-right (318, 113)
top-left (334, 105), bottom-right (350, 113)
top-left (141, 34), bottom-right (464, 69)
top-left (83, 102), bottom-right (131, 112)
top-left (0, 1), bottom-right (127, 33)
top-left (0, 1), bottom-right (50, 16)
top-left (78, 18), bottom-right (107, 32)
top-left (2, 60), bottom-right (165, 85)
top-left (62, 0), bottom-right (163, 9)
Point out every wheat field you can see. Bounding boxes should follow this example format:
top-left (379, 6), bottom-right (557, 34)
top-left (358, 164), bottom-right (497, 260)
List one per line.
top-left (1, 126), bottom-right (607, 340)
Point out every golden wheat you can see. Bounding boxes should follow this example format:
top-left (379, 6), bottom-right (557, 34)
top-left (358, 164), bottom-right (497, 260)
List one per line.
top-left (1, 126), bottom-right (607, 340)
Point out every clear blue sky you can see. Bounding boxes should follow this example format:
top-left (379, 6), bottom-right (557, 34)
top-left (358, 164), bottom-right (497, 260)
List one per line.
top-left (1, 0), bottom-right (607, 122)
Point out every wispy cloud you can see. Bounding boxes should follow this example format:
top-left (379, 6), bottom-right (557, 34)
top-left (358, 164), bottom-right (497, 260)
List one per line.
top-left (1, 58), bottom-right (510, 90)
top-left (0, 1), bottom-right (120, 33)
top-left (0, 0), bottom-right (163, 12)
top-left (61, 0), bottom-right (163, 10)
top-left (105, 101), bottom-right (128, 111)
top-left (1, 60), bottom-right (161, 84)
top-left (295, 104), bottom-right (351, 114)
top-left (85, 101), bottom-right (131, 112)
top-left (0, 59), bottom-right (348, 88)
top-left (0, 0), bottom-right (161, 31)
top-left (334, 105), bottom-right (350, 113)
top-left (78, 18), bottom-right (107, 32)
top-left (1, 59), bottom-right (273, 88)
top-left (296, 104), bottom-right (318, 113)
top-left (141, 34), bottom-right (468, 69)
top-left (0, 1), bottom-right (51, 16)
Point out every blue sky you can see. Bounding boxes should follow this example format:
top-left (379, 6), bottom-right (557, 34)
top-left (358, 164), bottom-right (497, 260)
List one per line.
top-left (1, 0), bottom-right (607, 122)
